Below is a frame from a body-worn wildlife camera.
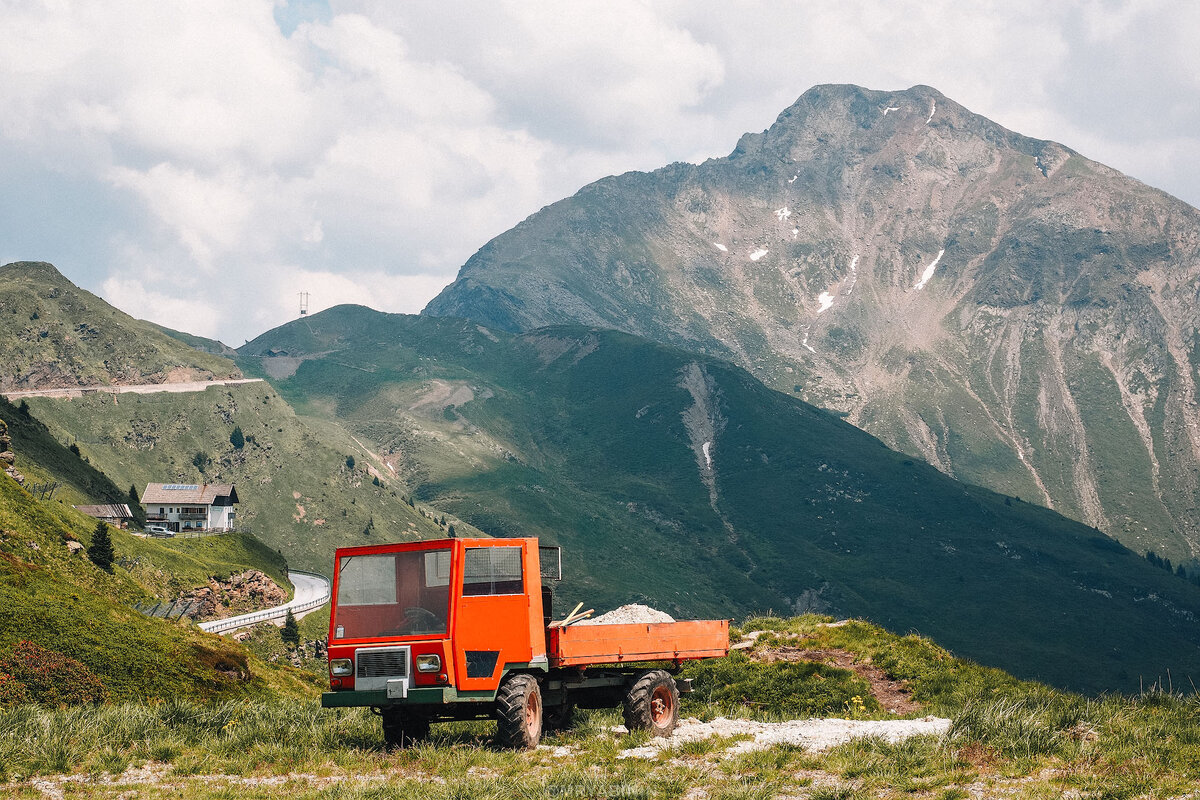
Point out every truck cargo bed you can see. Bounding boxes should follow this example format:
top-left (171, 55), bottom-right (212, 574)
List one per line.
top-left (548, 619), bottom-right (729, 667)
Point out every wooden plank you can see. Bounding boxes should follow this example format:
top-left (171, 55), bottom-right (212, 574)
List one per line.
top-left (549, 619), bottom-right (729, 667)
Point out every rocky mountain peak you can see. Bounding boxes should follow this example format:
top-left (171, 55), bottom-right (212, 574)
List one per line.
top-left (425, 84), bottom-right (1200, 560)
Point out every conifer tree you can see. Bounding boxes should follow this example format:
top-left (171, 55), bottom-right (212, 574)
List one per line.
top-left (281, 608), bottom-right (300, 647)
top-left (128, 484), bottom-right (147, 527)
top-left (88, 520), bottom-right (115, 573)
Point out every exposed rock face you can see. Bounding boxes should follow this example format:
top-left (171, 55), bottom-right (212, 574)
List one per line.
top-left (426, 84), bottom-right (1200, 559)
top-left (0, 418), bottom-right (24, 485)
top-left (180, 569), bottom-right (287, 620)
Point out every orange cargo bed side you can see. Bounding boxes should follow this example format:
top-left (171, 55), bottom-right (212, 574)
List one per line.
top-left (548, 620), bottom-right (729, 667)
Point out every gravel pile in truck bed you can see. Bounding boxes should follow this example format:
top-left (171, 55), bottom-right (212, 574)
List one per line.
top-left (574, 604), bottom-right (676, 625)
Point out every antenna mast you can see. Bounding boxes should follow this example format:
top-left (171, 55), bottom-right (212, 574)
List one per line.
top-left (298, 291), bottom-right (309, 316)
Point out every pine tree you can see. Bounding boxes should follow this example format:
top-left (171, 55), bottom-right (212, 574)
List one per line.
top-left (281, 608), bottom-right (300, 647)
top-left (128, 484), bottom-right (147, 527)
top-left (229, 426), bottom-right (245, 450)
top-left (88, 520), bottom-right (115, 573)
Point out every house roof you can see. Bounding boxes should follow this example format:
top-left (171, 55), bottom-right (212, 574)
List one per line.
top-left (141, 483), bottom-right (239, 505)
top-left (74, 504), bottom-right (134, 519)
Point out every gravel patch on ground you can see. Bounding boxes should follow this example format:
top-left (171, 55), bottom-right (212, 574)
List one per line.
top-left (616, 715), bottom-right (951, 758)
top-left (575, 604), bottom-right (676, 625)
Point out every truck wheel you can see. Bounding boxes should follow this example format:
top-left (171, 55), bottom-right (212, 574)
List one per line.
top-left (381, 709), bottom-right (430, 749)
top-left (623, 670), bottom-right (679, 737)
top-left (495, 673), bottom-right (543, 749)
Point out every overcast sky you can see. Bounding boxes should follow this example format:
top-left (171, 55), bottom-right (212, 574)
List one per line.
top-left (3, 0), bottom-right (1197, 344)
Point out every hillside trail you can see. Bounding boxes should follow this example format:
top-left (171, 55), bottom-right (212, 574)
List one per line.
top-left (1, 377), bottom-right (263, 400)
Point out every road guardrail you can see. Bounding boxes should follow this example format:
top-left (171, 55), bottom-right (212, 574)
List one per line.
top-left (198, 570), bottom-right (331, 634)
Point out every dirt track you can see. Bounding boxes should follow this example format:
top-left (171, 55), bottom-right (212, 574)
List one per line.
top-left (1, 378), bottom-right (263, 400)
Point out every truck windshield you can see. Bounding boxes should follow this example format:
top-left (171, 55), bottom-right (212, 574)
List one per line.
top-left (332, 548), bottom-right (452, 639)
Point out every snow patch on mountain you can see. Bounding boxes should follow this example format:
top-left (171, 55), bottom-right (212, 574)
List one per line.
top-left (913, 249), bottom-right (945, 291)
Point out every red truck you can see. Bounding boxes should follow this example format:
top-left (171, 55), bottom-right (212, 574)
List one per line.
top-left (321, 536), bottom-right (729, 748)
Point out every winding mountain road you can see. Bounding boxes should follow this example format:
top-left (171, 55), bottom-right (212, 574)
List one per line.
top-left (199, 570), bottom-right (331, 634)
top-left (1, 377), bottom-right (263, 400)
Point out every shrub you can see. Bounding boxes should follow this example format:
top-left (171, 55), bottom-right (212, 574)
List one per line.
top-left (0, 641), bottom-right (109, 706)
top-left (0, 672), bottom-right (31, 706)
top-left (229, 426), bottom-right (245, 450)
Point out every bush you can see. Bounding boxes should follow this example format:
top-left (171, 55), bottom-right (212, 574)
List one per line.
top-left (0, 672), bottom-right (31, 706)
top-left (0, 641), bottom-right (109, 707)
top-left (229, 426), bottom-right (245, 450)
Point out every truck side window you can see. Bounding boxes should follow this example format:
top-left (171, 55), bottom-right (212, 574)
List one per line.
top-left (462, 546), bottom-right (523, 596)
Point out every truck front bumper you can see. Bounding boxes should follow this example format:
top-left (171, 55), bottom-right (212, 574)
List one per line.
top-left (321, 687), bottom-right (495, 708)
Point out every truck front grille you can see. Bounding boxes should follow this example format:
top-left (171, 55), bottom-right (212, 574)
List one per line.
top-left (356, 647), bottom-right (409, 679)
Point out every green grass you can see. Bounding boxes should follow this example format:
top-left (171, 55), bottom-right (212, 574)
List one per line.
top-left (3, 616), bottom-right (1200, 798)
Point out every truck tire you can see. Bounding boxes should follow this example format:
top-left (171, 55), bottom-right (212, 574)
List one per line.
top-left (495, 673), bottom-right (543, 749)
top-left (381, 709), bottom-right (430, 749)
top-left (623, 670), bottom-right (679, 737)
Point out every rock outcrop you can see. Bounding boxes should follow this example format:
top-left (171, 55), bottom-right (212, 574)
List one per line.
top-left (0, 418), bottom-right (25, 485)
top-left (180, 570), bottom-right (288, 620)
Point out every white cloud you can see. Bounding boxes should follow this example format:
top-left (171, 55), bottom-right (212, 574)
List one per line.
top-left (2, 0), bottom-right (1199, 345)
top-left (102, 275), bottom-right (222, 340)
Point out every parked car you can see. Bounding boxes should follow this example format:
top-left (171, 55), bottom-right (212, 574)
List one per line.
top-left (145, 525), bottom-right (172, 537)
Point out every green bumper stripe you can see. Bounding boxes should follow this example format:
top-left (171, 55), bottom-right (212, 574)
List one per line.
top-left (321, 687), bottom-right (496, 708)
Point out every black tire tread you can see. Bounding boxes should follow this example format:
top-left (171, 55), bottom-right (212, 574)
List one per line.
top-left (495, 673), bottom-right (542, 749)
top-left (623, 669), bottom-right (679, 737)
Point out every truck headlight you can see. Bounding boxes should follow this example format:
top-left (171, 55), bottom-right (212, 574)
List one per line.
top-left (330, 658), bottom-right (353, 677)
top-left (415, 654), bottom-right (441, 673)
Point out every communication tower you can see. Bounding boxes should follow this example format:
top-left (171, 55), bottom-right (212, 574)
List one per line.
top-left (299, 291), bottom-right (310, 316)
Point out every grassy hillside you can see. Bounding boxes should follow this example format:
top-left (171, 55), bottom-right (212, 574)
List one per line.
top-left (239, 307), bottom-right (1200, 694)
top-left (0, 468), bottom-right (316, 704)
top-left (0, 261), bottom-right (240, 390)
top-left (22, 381), bottom-right (454, 572)
top-left (4, 615), bottom-right (1200, 798)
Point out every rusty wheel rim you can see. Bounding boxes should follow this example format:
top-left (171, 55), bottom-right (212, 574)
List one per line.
top-left (525, 690), bottom-right (541, 734)
top-left (650, 685), bottom-right (673, 725)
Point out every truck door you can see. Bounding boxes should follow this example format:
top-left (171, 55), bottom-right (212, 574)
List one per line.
top-left (452, 542), bottom-right (543, 691)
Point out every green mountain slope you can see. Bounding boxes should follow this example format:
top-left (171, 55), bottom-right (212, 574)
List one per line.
top-left (0, 422), bottom-right (314, 702)
top-left (424, 84), bottom-right (1200, 563)
top-left (241, 306), bottom-right (1200, 694)
top-left (0, 395), bottom-right (290, 599)
top-left (0, 261), bottom-right (240, 390)
top-left (22, 381), bottom-right (453, 573)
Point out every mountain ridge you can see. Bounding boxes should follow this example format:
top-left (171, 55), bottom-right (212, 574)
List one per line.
top-left (0, 261), bottom-right (242, 391)
top-left (424, 83), bottom-right (1200, 561)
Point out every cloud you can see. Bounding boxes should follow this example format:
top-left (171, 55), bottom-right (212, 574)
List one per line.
top-left (2, 1), bottom-right (1198, 346)
top-left (102, 274), bottom-right (222, 340)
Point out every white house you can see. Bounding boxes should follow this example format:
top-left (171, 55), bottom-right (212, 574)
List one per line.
top-left (142, 483), bottom-right (239, 532)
